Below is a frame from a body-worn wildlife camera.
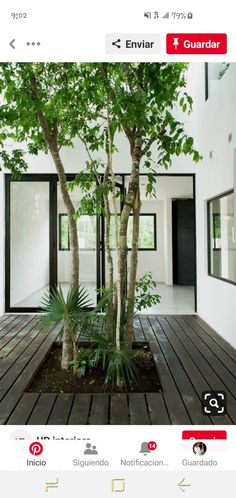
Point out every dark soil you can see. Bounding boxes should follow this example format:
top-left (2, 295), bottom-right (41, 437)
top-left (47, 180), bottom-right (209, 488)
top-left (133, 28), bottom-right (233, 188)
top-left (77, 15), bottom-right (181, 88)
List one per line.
top-left (27, 345), bottom-right (162, 394)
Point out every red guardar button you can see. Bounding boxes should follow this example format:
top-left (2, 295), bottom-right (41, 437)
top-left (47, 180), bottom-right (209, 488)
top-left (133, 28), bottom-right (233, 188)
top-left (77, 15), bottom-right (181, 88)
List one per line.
top-left (166, 33), bottom-right (227, 54)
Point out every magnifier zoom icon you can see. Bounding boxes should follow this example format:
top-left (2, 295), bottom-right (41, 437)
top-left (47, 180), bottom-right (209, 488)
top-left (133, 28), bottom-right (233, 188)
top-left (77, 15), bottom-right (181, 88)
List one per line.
top-left (209, 398), bottom-right (219, 409)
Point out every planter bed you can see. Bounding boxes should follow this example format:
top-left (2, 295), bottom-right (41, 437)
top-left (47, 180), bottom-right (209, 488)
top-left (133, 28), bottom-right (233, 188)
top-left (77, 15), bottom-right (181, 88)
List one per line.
top-left (26, 343), bottom-right (162, 394)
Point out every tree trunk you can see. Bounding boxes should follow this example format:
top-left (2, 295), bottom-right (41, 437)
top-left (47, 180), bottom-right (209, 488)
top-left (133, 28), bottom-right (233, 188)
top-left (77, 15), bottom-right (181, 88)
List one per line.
top-left (106, 104), bottom-right (122, 351)
top-left (103, 168), bottom-right (114, 341)
top-left (30, 75), bottom-right (79, 290)
top-left (50, 149), bottom-right (79, 369)
top-left (29, 76), bottom-right (79, 368)
top-left (51, 148), bottom-right (79, 290)
top-left (126, 189), bottom-right (141, 349)
top-left (61, 317), bottom-right (73, 370)
top-left (118, 132), bottom-right (143, 342)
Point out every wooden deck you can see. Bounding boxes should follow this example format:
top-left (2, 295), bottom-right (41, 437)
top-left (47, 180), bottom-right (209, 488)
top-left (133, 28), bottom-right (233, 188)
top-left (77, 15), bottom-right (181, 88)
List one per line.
top-left (0, 313), bottom-right (235, 425)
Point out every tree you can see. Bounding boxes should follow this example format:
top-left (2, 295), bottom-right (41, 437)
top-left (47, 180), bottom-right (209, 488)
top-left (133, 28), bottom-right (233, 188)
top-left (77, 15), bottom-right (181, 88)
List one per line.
top-left (71, 63), bottom-right (202, 353)
top-left (0, 62), bottom-right (202, 385)
top-left (0, 63), bottom-right (92, 368)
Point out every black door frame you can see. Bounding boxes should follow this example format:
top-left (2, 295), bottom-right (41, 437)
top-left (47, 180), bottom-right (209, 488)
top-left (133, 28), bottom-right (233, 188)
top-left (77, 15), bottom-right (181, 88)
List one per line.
top-left (5, 174), bottom-right (58, 313)
top-left (5, 172), bottom-right (197, 313)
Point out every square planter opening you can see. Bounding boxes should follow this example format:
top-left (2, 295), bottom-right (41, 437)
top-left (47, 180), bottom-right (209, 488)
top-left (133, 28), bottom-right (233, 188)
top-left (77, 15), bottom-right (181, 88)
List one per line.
top-left (26, 342), bottom-right (162, 394)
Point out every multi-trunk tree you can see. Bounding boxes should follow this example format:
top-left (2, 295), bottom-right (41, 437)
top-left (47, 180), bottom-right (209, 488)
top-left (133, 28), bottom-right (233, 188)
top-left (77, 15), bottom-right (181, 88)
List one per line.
top-left (72, 62), bottom-right (202, 353)
top-left (0, 62), bottom-right (202, 378)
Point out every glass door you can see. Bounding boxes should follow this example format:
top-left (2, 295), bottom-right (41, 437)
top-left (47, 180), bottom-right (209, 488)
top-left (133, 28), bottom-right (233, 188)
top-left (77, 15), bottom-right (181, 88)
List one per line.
top-left (6, 174), bottom-right (124, 311)
top-left (6, 176), bottom-right (56, 311)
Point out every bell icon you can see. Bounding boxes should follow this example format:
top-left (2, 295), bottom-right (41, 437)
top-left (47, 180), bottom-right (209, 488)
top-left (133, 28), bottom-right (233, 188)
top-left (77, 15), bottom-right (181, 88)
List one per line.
top-left (139, 442), bottom-right (151, 455)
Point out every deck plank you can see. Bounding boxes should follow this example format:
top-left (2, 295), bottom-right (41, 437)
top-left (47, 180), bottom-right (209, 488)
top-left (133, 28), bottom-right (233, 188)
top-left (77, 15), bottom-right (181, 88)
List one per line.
top-left (149, 315), bottom-right (208, 424)
top-left (146, 393), bottom-right (170, 425)
top-left (183, 316), bottom-right (236, 378)
top-left (129, 393), bottom-right (150, 424)
top-left (190, 315), bottom-right (236, 362)
top-left (27, 393), bottom-right (57, 425)
top-left (166, 316), bottom-right (231, 425)
top-left (6, 393), bottom-right (39, 425)
top-left (174, 315), bottom-right (235, 424)
top-left (140, 315), bottom-right (191, 425)
top-left (88, 394), bottom-right (109, 424)
top-left (110, 394), bottom-right (130, 425)
top-left (0, 314), bottom-right (18, 328)
top-left (68, 394), bottom-right (92, 425)
top-left (0, 316), bottom-right (40, 360)
top-left (0, 315), bottom-right (24, 339)
top-left (0, 321), bottom-right (62, 424)
top-left (133, 316), bottom-right (146, 342)
top-left (47, 394), bottom-right (74, 425)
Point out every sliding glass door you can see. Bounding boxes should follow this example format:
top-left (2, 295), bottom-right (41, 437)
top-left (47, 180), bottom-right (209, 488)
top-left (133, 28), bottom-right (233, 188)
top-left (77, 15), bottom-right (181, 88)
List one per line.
top-left (5, 174), bottom-right (125, 311)
top-left (6, 176), bottom-right (55, 310)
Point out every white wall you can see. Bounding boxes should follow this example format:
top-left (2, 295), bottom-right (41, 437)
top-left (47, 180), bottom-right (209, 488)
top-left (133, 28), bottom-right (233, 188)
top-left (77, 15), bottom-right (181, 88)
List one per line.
top-left (137, 177), bottom-right (193, 284)
top-left (192, 64), bottom-right (236, 348)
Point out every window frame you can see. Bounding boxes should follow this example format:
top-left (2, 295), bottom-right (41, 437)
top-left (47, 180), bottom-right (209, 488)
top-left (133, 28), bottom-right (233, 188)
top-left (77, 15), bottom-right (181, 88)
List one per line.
top-left (59, 212), bottom-right (157, 252)
top-left (132, 213), bottom-right (157, 251)
top-left (207, 189), bottom-right (236, 286)
top-left (109, 212), bottom-right (157, 251)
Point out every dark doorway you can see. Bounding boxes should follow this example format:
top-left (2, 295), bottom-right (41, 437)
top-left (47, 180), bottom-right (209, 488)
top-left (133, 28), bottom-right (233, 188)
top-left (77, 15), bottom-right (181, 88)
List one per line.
top-left (172, 199), bottom-right (195, 286)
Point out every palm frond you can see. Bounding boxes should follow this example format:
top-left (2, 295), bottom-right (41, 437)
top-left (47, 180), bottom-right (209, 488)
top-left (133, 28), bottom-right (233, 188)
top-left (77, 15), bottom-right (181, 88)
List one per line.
top-left (40, 285), bottom-right (92, 331)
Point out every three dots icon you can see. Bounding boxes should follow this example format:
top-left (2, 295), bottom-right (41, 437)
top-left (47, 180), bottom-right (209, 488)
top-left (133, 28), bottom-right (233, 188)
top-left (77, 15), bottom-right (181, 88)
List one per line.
top-left (26, 41), bottom-right (41, 46)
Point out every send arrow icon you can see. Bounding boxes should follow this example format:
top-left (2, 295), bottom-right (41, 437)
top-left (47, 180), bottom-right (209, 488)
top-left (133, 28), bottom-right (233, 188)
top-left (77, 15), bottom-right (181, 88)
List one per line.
top-left (178, 478), bottom-right (191, 493)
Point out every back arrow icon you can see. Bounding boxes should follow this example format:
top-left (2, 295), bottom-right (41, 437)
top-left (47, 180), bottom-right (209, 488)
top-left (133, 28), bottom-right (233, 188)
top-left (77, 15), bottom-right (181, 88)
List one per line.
top-left (178, 478), bottom-right (191, 492)
top-left (9, 39), bottom-right (16, 49)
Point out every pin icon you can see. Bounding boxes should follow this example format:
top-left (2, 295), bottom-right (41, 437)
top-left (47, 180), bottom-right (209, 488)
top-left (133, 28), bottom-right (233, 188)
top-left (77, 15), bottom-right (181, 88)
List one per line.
top-left (29, 441), bottom-right (43, 456)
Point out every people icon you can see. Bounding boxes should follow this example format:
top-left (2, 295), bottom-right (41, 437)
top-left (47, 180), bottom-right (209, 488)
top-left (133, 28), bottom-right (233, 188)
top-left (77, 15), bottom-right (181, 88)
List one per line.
top-left (193, 441), bottom-right (207, 456)
top-left (84, 443), bottom-right (98, 455)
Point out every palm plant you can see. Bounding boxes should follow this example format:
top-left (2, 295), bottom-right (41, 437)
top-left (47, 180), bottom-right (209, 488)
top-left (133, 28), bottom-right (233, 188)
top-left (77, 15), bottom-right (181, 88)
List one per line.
top-left (40, 285), bottom-right (92, 370)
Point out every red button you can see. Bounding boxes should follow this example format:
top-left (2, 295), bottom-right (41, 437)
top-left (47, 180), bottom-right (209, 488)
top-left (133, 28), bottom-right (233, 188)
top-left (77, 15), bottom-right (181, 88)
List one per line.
top-left (166, 33), bottom-right (227, 54)
top-left (182, 430), bottom-right (227, 440)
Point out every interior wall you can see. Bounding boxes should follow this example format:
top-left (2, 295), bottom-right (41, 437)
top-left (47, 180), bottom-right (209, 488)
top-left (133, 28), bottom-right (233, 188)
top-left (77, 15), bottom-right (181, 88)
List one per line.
top-left (193, 64), bottom-right (236, 348)
top-left (126, 176), bottom-right (193, 285)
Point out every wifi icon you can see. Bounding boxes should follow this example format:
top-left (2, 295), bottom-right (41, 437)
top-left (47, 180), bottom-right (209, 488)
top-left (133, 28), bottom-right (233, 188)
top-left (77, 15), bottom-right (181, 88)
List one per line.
top-left (162, 12), bottom-right (169, 19)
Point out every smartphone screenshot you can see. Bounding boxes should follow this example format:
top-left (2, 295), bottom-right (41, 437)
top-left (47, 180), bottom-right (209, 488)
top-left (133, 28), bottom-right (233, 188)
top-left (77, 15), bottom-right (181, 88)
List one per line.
top-left (0, 1), bottom-right (235, 496)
